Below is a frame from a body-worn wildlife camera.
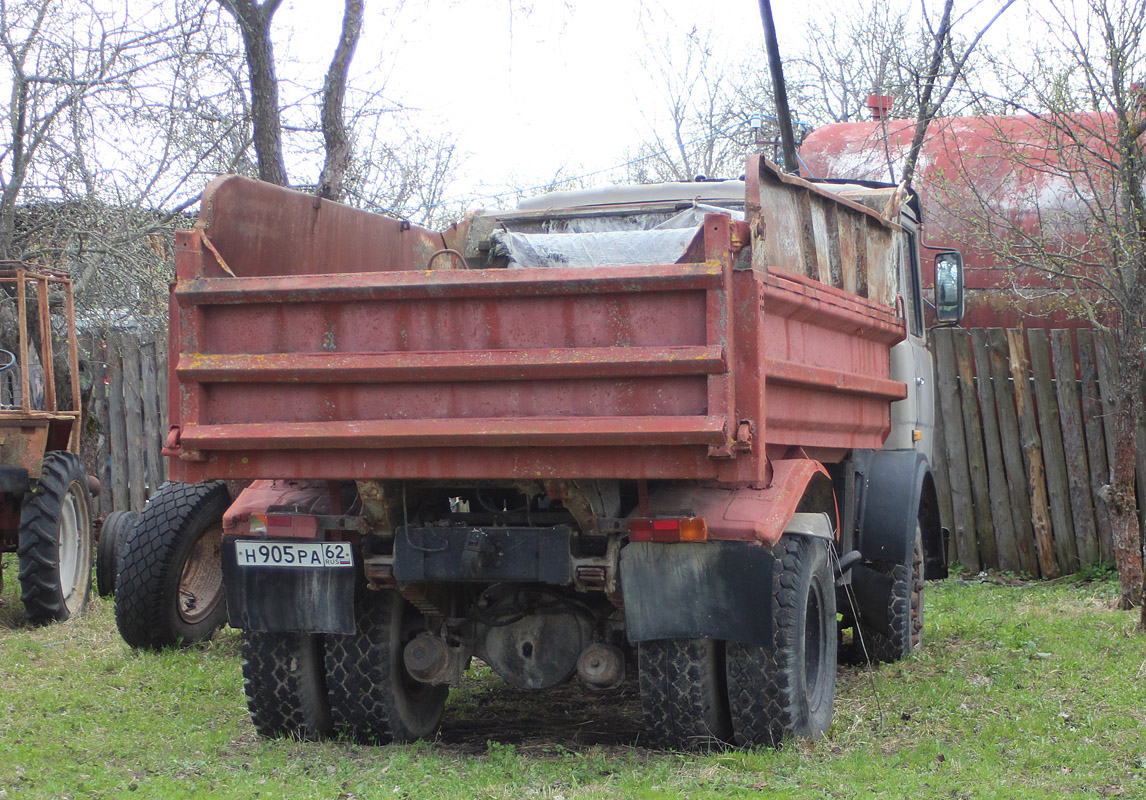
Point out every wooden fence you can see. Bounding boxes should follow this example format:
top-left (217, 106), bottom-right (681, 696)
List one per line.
top-left (931, 327), bottom-right (1135, 578)
top-left (86, 334), bottom-right (168, 516)
top-left (85, 327), bottom-right (1131, 580)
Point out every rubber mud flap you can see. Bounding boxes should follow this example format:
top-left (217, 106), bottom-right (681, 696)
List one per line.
top-left (620, 540), bottom-right (774, 647)
top-left (222, 538), bottom-right (356, 634)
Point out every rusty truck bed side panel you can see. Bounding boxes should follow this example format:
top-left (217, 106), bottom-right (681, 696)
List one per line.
top-left (167, 165), bottom-right (905, 484)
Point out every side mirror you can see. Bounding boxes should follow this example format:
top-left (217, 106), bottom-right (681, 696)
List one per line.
top-left (934, 251), bottom-right (964, 324)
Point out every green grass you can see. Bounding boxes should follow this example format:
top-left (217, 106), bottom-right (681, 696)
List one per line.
top-left (1, 557), bottom-right (1144, 799)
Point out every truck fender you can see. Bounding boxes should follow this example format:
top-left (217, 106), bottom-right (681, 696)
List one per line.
top-left (637, 458), bottom-right (836, 546)
top-left (850, 449), bottom-right (943, 577)
top-left (619, 472), bottom-right (838, 648)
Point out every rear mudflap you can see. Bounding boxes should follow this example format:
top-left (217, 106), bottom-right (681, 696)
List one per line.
top-left (221, 538), bottom-right (356, 634)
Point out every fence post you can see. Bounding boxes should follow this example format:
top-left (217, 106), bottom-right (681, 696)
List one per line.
top-left (1029, 329), bottom-right (1079, 573)
top-left (934, 328), bottom-right (979, 572)
top-left (969, 329), bottom-right (1021, 573)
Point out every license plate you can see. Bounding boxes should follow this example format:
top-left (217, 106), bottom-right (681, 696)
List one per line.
top-left (234, 540), bottom-right (354, 568)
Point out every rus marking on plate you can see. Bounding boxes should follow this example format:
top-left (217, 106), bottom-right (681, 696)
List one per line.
top-left (235, 540), bottom-right (354, 568)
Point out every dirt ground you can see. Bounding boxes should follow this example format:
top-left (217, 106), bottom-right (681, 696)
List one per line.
top-left (436, 668), bottom-right (647, 754)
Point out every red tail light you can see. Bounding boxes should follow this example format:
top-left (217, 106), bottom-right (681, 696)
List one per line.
top-left (627, 517), bottom-right (707, 543)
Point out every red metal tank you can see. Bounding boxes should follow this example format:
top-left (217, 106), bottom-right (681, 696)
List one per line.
top-left (799, 112), bottom-right (1117, 329)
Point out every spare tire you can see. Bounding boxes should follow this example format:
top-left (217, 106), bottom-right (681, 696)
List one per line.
top-left (114, 481), bottom-right (229, 649)
top-left (96, 510), bottom-right (138, 597)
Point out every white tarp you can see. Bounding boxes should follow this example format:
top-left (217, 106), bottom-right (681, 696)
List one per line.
top-left (494, 204), bottom-right (744, 269)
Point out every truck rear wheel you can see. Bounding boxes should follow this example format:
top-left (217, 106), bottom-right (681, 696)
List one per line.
top-left (114, 481), bottom-right (229, 648)
top-left (17, 452), bottom-right (93, 624)
top-left (726, 534), bottom-right (836, 747)
top-left (324, 589), bottom-right (448, 744)
top-left (96, 510), bottom-right (138, 597)
top-left (861, 526), bottom-right (924, 663)
top-left (638, 637), bottom-right (731, 750)
top-left (242, 631), bottom-right (332, 740)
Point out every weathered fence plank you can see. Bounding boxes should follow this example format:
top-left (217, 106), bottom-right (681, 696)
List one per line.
top-left (934, 328), bottom-right (979, 571)
top-left (953, 329), bottom-right (998, 570)
top-left (986, 329), bottom-right (1039, 575)
top-left (930, 374), bottom-right (956, 548)
top-left (1028, 329), bottom-right (1078, 573)
top-left (969, 328), bottom-right (1022, 573)
top-left (122, 343), bottom-right (146, 511)
top-left (1048, 330), bottom-right (1099, 566)
top-left (1007, 329), bottom-right (1057, 578)
top-left (141, 342), bottom-right (163, 498)
top-left (1094, 333), bottom-right (1119, 483)
top-left (90, 340), bottom-right (113, 518)
top-left (106, 337), bottom-right (130, 512)
top-left (1076, 330), bottom-right (1114, 563)
top-left (157, 343), bottom-right (169, 483)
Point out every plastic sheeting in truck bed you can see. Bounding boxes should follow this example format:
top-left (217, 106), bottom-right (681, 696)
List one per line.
top-left (492, 205), bottom-right (745, 269)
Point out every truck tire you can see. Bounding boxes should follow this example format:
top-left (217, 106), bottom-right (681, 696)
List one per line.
top-left (96, 510), bottom-right (138, 597)
top-left (17, 452), bottom-right (94, 625)
top-left (324, 589), bottom-right (448, 744)
top-left (861, 526), bottom-right (924, 663)
top-left (242, 631), bottom-right (332, 740)
top-left (638, 638), bottom-right (731, 750)
top-left (114, 481), bottom-right (229, 648)
top-left (726, 534), bottom-right (837, 747)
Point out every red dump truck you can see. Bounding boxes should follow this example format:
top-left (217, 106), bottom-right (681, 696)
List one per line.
top-left (114, 155), bottom-right (963, 749)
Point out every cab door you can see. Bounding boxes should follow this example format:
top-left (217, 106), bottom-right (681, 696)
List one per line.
top-left (886, 223), bottom-right (934, 459)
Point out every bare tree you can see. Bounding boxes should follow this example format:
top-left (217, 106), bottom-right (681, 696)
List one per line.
top-left (790, 0), bottom-right (923, 125)
top-left (938, 0), bottom-right (1146, 616)
top-left (626, 28), bottom-right (756, 183)
top-left (215, 0), bottom-right (288, 185)
top-left (898, 0), bottom-right (1016, 190)
top-left (318, 0), bottom-right (364, 201)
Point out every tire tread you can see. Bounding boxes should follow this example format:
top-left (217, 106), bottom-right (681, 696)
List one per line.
top-left (17, 452), bottom-right (92, 625)
top-left (114, 481), bottom-right (229, 649)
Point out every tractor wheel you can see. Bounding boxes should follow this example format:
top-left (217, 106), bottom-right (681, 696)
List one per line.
top-left (17, 452), bottom-right (94, 624)
top-left (114, 481), bottom-right (229, 648)
top-left (860, 525), bottom-right (924, 663)
top-left (242, 630), bottom-right (332, 740)
top-left (637, 637), bottom-right (731, 750)
top-left (726, 534), bottom-right (837, 747)
top-left (96, 510), bottom-right (138, 597)
top-left (324, 589), bottom-right (448, 744)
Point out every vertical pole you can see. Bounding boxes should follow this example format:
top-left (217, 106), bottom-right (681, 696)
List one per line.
top-left (16, 271), bottom-right (29, 411)
top-left (757, 0), bottom-right (800, 174)
top-left (37, 275), bottom-right (55, 412)
top-left (65, 277), bottom-right (81, 452)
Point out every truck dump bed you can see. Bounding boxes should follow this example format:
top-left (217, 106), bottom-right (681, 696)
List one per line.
top-left (165, 157), bottom-right (906, 484)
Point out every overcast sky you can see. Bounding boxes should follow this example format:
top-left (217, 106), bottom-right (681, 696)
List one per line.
top-left (270, 1), bottom-right (801, 206)
top-left (262, 0), bottom-right (1025, 211)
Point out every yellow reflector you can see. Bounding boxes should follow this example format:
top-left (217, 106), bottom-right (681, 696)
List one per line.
top-left (678, 517), bottom-right (707, 542)
top-left (912, 429), bottom-right (922, 442)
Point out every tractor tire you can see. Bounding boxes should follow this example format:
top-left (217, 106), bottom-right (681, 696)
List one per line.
top-left (17, 452), bottom-right (94, 624)
top-left (726, 534), bottom-right (837, 747)
top-left (114, 481), bottom-right (229, 649)
top-left (860, 526), bottom-right (924, 663)
top-left (96, 510), bottom-right (138, 597)
top-left (242, 630), bottom-right (332, 740)
top-left (637, 637), bottom-right (732, 750)
top-left (324, 589), bottom-right (448, 744)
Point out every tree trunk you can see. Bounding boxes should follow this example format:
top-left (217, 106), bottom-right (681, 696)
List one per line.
top-left (217, 0), bottom-right (288, 186)
top-left (1106, 328), bottom-right (1146, 618)
top-left (318, 0), bottom-right (363, 201)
